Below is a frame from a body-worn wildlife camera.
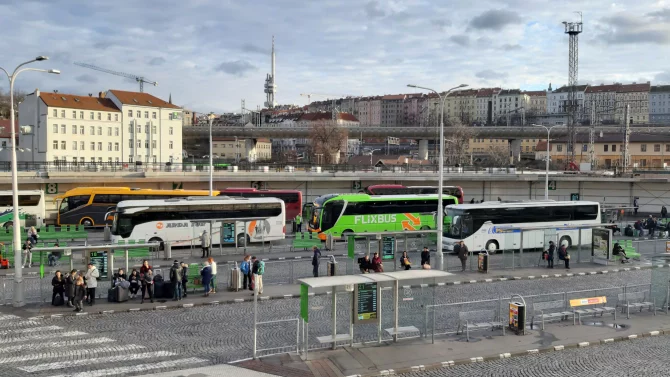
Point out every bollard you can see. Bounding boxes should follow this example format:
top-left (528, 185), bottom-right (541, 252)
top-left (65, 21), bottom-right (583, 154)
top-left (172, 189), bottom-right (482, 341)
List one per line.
top-left (163, 242), bottom-right (172, 260)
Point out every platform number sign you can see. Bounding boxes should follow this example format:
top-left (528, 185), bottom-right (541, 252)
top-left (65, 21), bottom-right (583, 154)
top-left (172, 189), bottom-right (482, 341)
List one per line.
top-left (548, 181), bottom-right (557, 191)
top-left (352, 181), bottom-right (362, 191)
top-left (45, 183), bottom-right (58, 194)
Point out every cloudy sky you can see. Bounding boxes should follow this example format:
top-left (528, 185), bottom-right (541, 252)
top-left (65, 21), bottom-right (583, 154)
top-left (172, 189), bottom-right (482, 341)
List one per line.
top-left (1, 0), bottom-right (669, 113)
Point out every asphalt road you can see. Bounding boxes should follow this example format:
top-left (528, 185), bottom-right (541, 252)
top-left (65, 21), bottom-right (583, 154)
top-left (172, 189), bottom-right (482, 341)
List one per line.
top-left (0, 268), bottom-right (655, 377)
top-left (403, 334), bottom-right (670, 377)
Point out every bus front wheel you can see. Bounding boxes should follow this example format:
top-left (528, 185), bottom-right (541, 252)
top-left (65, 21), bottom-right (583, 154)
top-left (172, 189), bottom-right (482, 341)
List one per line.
top-left (80, 218), bottom-right (94, 227)
top-left (237, 234), bottom-right (250, 246)
top-left (485, 240), bottom-right (499, 254)
top-left (341, 229), bottom-right (354, 241)
top-left (3, 221), bottom-right (12, 229)
top-left (148, 237), bottom-right (164, 251)
top-left (559, 236), bottom-right (572, 249)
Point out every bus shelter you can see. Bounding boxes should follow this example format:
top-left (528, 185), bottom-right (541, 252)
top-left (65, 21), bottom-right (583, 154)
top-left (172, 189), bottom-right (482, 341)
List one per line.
top-left (30, 242), bottom-right (161, 277)
top-left (295, 269), bottom-right (452, 357)
top-left (187, 216), bottom-right (273, 255)
top-left (342, 230), bottom-right (437, 272)
top-left (491, 224), bottom-right (614, 266)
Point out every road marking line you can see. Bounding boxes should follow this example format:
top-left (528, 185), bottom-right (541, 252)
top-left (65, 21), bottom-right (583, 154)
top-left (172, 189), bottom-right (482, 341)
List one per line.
top-left (46, 357), bottom-right (207, 377)
top-left (0, 337), bottom-right (115, 354)
top-left (3, 344), bottom-right (146, 365)
top-left (20, 350), bottom-right (171, 372)
top-left (2, 331), bottom-right (88, 344)
top-left (0, 325), bottom-right (62, 336)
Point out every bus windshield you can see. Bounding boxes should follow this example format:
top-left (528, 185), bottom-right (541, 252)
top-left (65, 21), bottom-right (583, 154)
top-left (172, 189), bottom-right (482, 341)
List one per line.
top-left (111, 212), bottom-right (133, 238)
top-left (445, 210), bottom-right (475, 239)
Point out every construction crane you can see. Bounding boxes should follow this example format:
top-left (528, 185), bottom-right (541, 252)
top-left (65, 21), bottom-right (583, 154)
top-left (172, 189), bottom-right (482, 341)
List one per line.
top-left (300, 93), bottom-right (354, 121)
top-left (74, 62), bottom-right (157, 92)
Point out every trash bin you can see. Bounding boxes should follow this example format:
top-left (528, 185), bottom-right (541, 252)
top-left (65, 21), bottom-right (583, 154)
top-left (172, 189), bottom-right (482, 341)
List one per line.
top-left (103, 225), bottom-right (111, 242)
top-left (477, 251), bottom-right (489, 273)
top-left (508, 301), bottom-right (526, 335)
top-left (163, 242), bottom-right (172, 260)
top-left (327, 257), bottom-right (337, 276)
top-left (229, 261), bottom-right (242, 291)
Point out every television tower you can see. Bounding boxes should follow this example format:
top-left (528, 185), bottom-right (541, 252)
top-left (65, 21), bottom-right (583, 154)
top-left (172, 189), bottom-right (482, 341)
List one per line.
top-left (563, 12), bottom-right (583, 161)
top-left (264, 36), bottom-right (277, 108)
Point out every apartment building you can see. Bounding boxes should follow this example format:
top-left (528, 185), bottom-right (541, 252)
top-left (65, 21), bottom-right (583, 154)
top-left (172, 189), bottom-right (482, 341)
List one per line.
top-left (445, 89), bottom-right (477, 124)
top-left (381, 94), bottom-right (405, 127)
top-left (106, 90), bottom-right (183, 164)
top-left (211, 137), bottom-right (271, 162)
top-left (650, 85), bottom-right (670, 122)
top-left (475, 88), bottom-right (501, 125)
top-left (469, 137), bottom-right (540, 155)
top-left (0, 119), bottom-right (15, 149)
top-left (543, 133), bottom-right (670, 168)
top-left (616, 83), bottom-right (650, 124)
top-left (492, 89), bottom-right (529, 125)
top-left (584, 84), bottom-right (619, 124)
top-left (547, 85), bottom-right (587, 118)
top-left (402, 94), bottom-right (422, 127)
top-left (524, 90), bottom-right (547, 115)
top-left (17, 90), bottom-right (123, 164)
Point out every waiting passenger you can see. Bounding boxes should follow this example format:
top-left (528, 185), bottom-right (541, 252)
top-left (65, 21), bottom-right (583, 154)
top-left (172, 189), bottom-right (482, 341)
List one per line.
top-left (128, 269), bottom-right (140, 299)
top-left (612, 242), bottom-right (630, 262)
top-left (371, 252), bottom-right (383, 273)
top-left (358, 255), bottom-right (372, 273)
top-left (400, 251), bottom-right (411, 271)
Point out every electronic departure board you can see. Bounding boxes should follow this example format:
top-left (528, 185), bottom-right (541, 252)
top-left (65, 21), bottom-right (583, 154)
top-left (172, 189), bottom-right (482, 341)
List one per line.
top-left (222, 223), bottom-right (235, 244)
top-left (353, 282), bottom-right (379, 324)
top-left (89, 251), bottom-right (108, 278)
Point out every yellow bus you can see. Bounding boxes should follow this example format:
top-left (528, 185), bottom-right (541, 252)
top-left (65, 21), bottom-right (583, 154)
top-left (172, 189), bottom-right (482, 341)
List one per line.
top-left (55, 187), bottom-right (219, 226)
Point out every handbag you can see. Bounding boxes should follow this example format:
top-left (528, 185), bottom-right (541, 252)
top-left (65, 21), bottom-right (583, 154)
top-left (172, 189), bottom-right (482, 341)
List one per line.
top-left (565, 254), bottom-right (571, 260)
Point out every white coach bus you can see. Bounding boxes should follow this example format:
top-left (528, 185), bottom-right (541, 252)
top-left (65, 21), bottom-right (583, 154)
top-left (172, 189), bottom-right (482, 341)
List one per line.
top-left (110, 196), bottom-right (285, 247)
top-left (0, 190), bottom-right (46, 228)
top-left (442, 200), bottom-right (601, 252)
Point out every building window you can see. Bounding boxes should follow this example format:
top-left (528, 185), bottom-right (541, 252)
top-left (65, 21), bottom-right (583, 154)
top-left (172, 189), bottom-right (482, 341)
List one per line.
top-left (61, 141), bottom-right (66, 150)
top-left (72, 110), bottom-right (76, 118)
top-left (79, 125), bottom-right (84, 134)
top-left (61, 110), bottom-right (65, 118)
top-left (666, 144), bottom-right (670, 152)
top-left (129, 139), bottom-right (134, 148)
top-left (169, 141), bottom-right (173, 149)
top-left (582, 145), bottom-right (587, 152)
top-left (80, 141), bottom-right (84, 150)
top-left (97, 126), bottom-right (102, 136)
top-left (169, 127), bottom-right (173, 135)
top-left (108, 142), bottom-right (112, 151)
top-left (144, 111), bottom-right (149, 118)
top-left (80, 111), bottom-right (84, 119)
top-left (53, 140), bottom-right (58, 150)
top-left (136, 110), bottom-right (141, 117)
top-left (53, 124), bottom-right (58, 133)
top-left (129, 155), bottom-right (134, 163)
top-left (114, 142), bottom-right (119, 151)
top-left (136, 125), bottom-right (141, 133)
top-left (128, 110), bottom-right (132, 117)
top-left (145, 125), bottom-right (149, 134)
top-left (115, 127), bottom-right (119, 136)
top-left (90, 142), bottom-right (95, 151)
top-left (115, 157), bottom-right (120, 163)
top-left (151, 140), bottom-right (156, 149)
top-left (90, 112), bottom-right (94, 120)
top-left (90, 126), bottom-right (95, 135)
top-left (108, 157), bottom-right (112, 164)
top-left (98, 142), bottom-right (102, 151)
top-left (145, 140), bottom-right (149, 148)
top-left (60, 125), bottom-right (66, 134)
top-left (72, 125), bottom-right (77, 134)
top-left (115, 114), bottom-right (119, 121)
top-left (91, 157), bottom-right (95, 163)
top-left (107, 127), bottom-right (112, 136)
top-left (612, 145), bottom-right (616, 152)
top-left (137, 140), bottom-right (141, 148)
top-left (151, 125), bottom-right (156, 134)
top-left (655, 144), bottom-right (661, 152)
top-left (129, 125), bottom-right (134, 134)
top-left (557, 144), bottom-right (563, 152)
top-left (107, 113), bottom-right (111, 121)
top-left (53, 109), bottom-right (57, 117)
top-left (72, 141), bottom-right (77, 150)
top-left (152, 112), bottom-right (156, 119)
top-left (641, 144), bottom-right (647, 152)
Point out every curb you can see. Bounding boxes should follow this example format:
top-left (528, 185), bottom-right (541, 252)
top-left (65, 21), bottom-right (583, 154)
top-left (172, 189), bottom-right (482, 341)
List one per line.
top-left (354, 328), bottom-right (670, 376)
top-left (21, 263), bottom-right (668, 319)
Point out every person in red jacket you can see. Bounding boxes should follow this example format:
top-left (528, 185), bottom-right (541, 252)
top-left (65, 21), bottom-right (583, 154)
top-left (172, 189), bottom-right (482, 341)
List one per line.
top-left (140, 260), bottom-right (152, 275)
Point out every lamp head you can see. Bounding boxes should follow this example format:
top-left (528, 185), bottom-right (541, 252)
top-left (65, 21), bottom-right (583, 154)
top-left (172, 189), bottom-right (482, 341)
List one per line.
top-left (48, 69), bottom-right (61, 75)
top-left (457, 84), bottom-right (468, 88)
top-left (35, 56), bottom-right (48, 61)
top-left (407, 84), bottom-right (417, 88)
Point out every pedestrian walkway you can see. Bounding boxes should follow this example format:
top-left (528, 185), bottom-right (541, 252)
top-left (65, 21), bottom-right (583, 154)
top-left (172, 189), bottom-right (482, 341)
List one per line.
top-left (251, 309), bottom-right (670, 377)
top-left (0, 312), bottom-right (208, 377)
top-left (140, 364), bottom-right (280, 377)
top-left (0, 260), bottom-right (659, 319)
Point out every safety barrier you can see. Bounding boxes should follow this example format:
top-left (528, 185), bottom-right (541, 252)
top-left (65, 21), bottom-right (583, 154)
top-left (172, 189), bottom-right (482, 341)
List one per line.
top-left (253, 318), bottom-right (300, 358)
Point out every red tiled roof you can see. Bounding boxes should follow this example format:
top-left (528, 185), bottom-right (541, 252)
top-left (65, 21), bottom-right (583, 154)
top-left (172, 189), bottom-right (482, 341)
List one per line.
top-left (618, 83), bottom-right (651, 93)
top-left (107, 90), bottom-right (180, 109)
top-left (585, 84), bottom-right (620, 94)
top-left (39, 92), bottom-right (120, 112)
top-left (256, 138), bottom-right (271, 143)
top-left (535, 140), bottom-right (551, 151)
top-left (382, 94), bottom-right (406, 100)
top-left (477, 88), bottom-right (502, 97)
top-left (298, 112), bottom-right (359, 122)
top-left (450, 89), bottom-right (478, 97)
top-left (0, 119), bottom-right (18, 139)
top-left (523, 90), bottom-right (546, 96)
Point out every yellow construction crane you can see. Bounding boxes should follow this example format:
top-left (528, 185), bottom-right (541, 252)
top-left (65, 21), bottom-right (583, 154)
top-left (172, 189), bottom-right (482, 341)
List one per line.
top-left (74, 62), bottom-right (157, 93)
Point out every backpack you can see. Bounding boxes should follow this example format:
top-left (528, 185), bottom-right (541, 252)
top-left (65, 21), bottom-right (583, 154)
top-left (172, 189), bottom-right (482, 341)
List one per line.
top-left (258, 261), bottom-right (265, 275)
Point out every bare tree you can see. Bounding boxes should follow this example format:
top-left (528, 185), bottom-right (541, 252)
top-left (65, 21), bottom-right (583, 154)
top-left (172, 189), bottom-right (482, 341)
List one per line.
top-left (485, 145), bottom-right (510, 167)
top-left (0, 88), bottom-right (27, 119)
top-left (308, 121), bottom-right (347, 164)
top-left (444, 121), bottom-right (476, 166)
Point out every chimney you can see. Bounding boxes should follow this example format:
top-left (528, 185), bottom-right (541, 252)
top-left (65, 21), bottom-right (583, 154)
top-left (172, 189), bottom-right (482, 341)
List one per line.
top-left (88, 93), bottom-right (92, 97)
top-left (98, 91), bottom-right (106, 98)
top-left (54, 90), bottom-right (59, 93)
top-left (35, 89), bottom-right (40, 96)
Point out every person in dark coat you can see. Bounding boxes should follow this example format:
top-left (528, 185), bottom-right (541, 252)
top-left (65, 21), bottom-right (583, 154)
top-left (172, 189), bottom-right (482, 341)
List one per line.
top-left (311, 246), bottom-right (322, 277)
top-left (359, 255), bottom-right (372, 273)
top-left (140, 269), bottom-right (154, 304)
top-left (51, 270), bottom-right (65, 306)
top-left (558, 243), bottom-right (570, 270)
top-left (662, 206), bottom-right (668, 219)
top-left (201, 262), bottom-right (213, 297)
top-left (546, 241), bottom-right (555, 269)
top-left (180, 262), bottom-right (189, 298)
top-left (64, 269), bottom-right (77, 307)
top-left (420, 247), bottom-right (430, 266)
top-left (399, 251), bottom-right (411, 271)
top-left (73, 276), bottom-right (86, 312)
top-left (457, 241), bottom-right (468, 272)
top-left (128, 269), bottom-right (140, 299)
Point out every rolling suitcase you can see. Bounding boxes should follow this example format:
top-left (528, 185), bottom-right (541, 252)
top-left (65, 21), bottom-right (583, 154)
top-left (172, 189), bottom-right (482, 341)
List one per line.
top-left (116, 286), bottom-right (129, 302)
top-left (229, 266), bottom-right (242, 292)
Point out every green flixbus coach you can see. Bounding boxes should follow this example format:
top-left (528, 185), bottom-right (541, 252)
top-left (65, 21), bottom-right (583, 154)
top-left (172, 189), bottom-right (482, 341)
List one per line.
top-left (307, 193), bottom-right (458, 240)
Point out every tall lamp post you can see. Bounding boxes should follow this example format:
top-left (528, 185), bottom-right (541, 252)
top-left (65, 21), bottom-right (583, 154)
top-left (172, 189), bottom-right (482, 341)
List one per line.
top-left (207, 112), bottom-right (215, 196)
top-left (534, 124), bottom-right (564, 200)
top-left (0, 57), bottom-right (60, 308)
top-left (407, 83), bottom-right (467, 271)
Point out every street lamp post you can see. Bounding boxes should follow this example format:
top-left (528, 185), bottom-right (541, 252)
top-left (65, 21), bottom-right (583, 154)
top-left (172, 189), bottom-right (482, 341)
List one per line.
top-left (207, 112), bottom-right (215, 196)
top-left (366, 148), bottom-right (381, 167)
top-left (407, 83), bottom-right (467, 271)
top-left (0, 57), bottom-right (59, 308)
top-left (534, 124), bottom-right (564, 200)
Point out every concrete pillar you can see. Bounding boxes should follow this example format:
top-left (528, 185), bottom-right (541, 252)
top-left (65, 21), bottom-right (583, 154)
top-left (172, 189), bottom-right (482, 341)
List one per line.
top-left (418, 139), bottom-right (429, 160)
top-left (508, 139), bottom-right (522, 164)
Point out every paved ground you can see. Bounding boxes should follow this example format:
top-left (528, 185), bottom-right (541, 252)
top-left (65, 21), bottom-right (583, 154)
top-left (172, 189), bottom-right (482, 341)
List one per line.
top-left (403, 334), bottom-right (670, 376)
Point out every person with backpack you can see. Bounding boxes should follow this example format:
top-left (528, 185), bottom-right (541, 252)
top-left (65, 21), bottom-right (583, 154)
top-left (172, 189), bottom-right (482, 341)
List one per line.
top-left (251, 256), bottom-right (265, 295)
top-left (558, 243), bottom-right (570, 270)
top-left (311, 246), bottom-right (322, 277)
top-left (240, 255), bottom-right (251, 290)
top-left (180, 262), bottom-right (189, 298)
top-left (201, 262), bottom-right (212, 297)
top-left (169, 260), bottom-right (183, 301)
